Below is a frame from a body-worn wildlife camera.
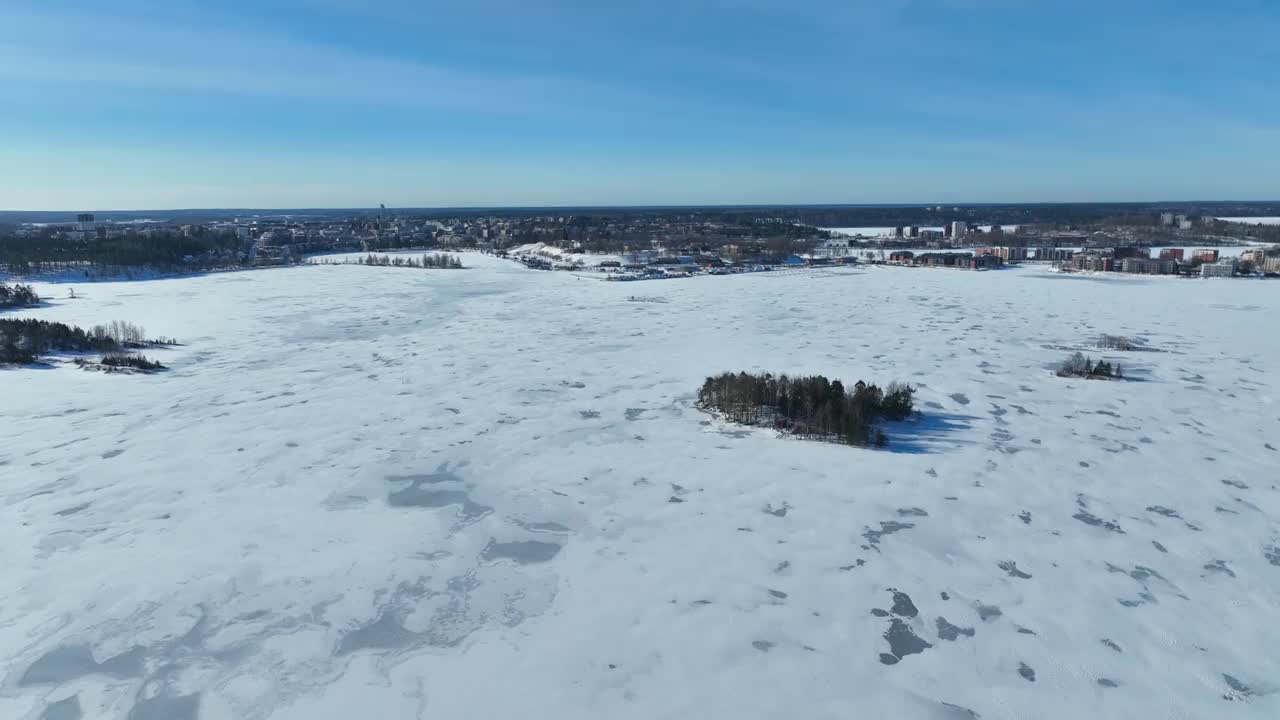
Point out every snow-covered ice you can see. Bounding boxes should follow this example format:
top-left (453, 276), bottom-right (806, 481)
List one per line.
top-left (3, 256), bottom-right (1279, 719)
top-left (822, 226), bottom-right (902, 237)
top-left (1217, 217), bottom-right (1280, 226)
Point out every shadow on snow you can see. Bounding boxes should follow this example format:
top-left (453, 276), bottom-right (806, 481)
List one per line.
top-left (885, 412), bottom-right (979, 454)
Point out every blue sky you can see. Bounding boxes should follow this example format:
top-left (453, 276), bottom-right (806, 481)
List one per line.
top-left (1, 0), bottom-right (1277, 209)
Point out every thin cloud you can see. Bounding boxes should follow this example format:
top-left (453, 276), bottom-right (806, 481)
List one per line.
top-left (0, 5), bottom-right (708, 124)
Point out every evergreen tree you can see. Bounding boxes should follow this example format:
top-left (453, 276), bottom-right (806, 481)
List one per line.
top-left (696, 371), bottom-right (913, 447)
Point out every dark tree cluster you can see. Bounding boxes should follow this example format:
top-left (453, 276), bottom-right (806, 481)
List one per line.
top-left (0, 282), bottom-right (39, 309)
top-left (697, 371), bottom-right (915, 447)
top-left (0, 318), bottom-right (172, 366)
top-left (1, 318), bottom-right (117, 364)
top-left (0, 227), bottom-right (249, 273)
top-left (1057, 352), bottom-right (1123, 379)
top-left (94, 353), bottom-right (166, 371)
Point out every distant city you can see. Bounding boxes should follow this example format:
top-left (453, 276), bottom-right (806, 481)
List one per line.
top-left (1, 203), bottom-right (1278, 280)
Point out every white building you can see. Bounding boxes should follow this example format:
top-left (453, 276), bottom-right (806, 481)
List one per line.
top-left (1200, 258), bottom-right (1236, 278)
top-left (949, 221), bottom-right (968, 239)
top-left (813, 238), bottom-right (857, 258)
top-left (1239, 249), bottom-right (1266, 266)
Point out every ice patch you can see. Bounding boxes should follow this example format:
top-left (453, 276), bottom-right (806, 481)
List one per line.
top-left (936, 617), bottom-right (975, 641)
top-left (20, 644), bottom-right (144, 686)
top-left (879, 619), bottom-right (931, 665)
top-left (481, 539), bottom-right (562, 564)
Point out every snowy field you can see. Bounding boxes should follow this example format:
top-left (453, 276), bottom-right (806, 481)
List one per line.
top-left (857, 245), bottom-right (1267, 260)
top-left (3, 256), bottom-right (1279, 719)
top-left (823, 226), bottom-right (904, 237)
top-left (1217, 217), bottom-right (1280, 226)
top-left (505, 242), bottom-right (624, 267)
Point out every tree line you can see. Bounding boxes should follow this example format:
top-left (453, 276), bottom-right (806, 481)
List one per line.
top-left (1, 318), bottom-right (173, 365)
top-left (0, 227), bottom-right (250, 272)
top-left (697, 371), bottom-right (915, 447)
top-left (0, 282), bottom-right (39, 309)
top-left (317, 253), bottom-right (464, 269)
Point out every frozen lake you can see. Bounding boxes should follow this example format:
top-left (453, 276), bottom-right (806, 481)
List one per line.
top-left (1217, 217), bottom-right (1280, 225)
top-left (3, 257), bottom-right (1279, 719)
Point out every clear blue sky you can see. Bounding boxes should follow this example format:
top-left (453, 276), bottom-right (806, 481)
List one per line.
top-left (2, 0), bottom-right (1277, 209)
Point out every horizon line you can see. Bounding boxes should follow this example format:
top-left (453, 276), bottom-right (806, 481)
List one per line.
top-left (5, 200), bottom-right (1280, 216)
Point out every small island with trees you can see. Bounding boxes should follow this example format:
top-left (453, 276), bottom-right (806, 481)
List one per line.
top-left (1056, 352), bottom-right (1123, 380)
top-left (697, 371), bottom-right (915, 448)
top-left (1, 318), bottom-right (175, 372)
top-left (0, 282), bottom-right (40, 309)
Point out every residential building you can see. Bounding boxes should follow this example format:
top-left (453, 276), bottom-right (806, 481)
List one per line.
top-left (949, 221), bottom-right (969, 240)
top-left (911, 252), bottom-right (999, 269)
top-left (969, 254), bottom-right (1001, 270)
top-left (1086, 232), bottom-right (1117, 248)
top-left (1035, 247), bottom-right (1074, 261)
top-left (1160, 212), bottom-right (1175, 226)
top-left (1239, 249), bottom-right (1266, 266)
top-left (915, 252), bottom-right (959, 267)
top-left (1263, 257), bottom-right (1280, 273)
top-left (1159, 248), bottom-right (1185, 261)
top-left (1200, 258), bottom-right (1236, 277)
top-left (1120, 257), bottom-right (1178, 275)
top-left (814, 238), bottom-right (855, 259)
top-left (1114, 246), bottom-right (1150, 260)
top-left (1070, 254), bottom-right (1114, 272)
top-left (993, 246), bottom-right (1028, 262)
top-left (1193, 249), bottom-right (1220, 263)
